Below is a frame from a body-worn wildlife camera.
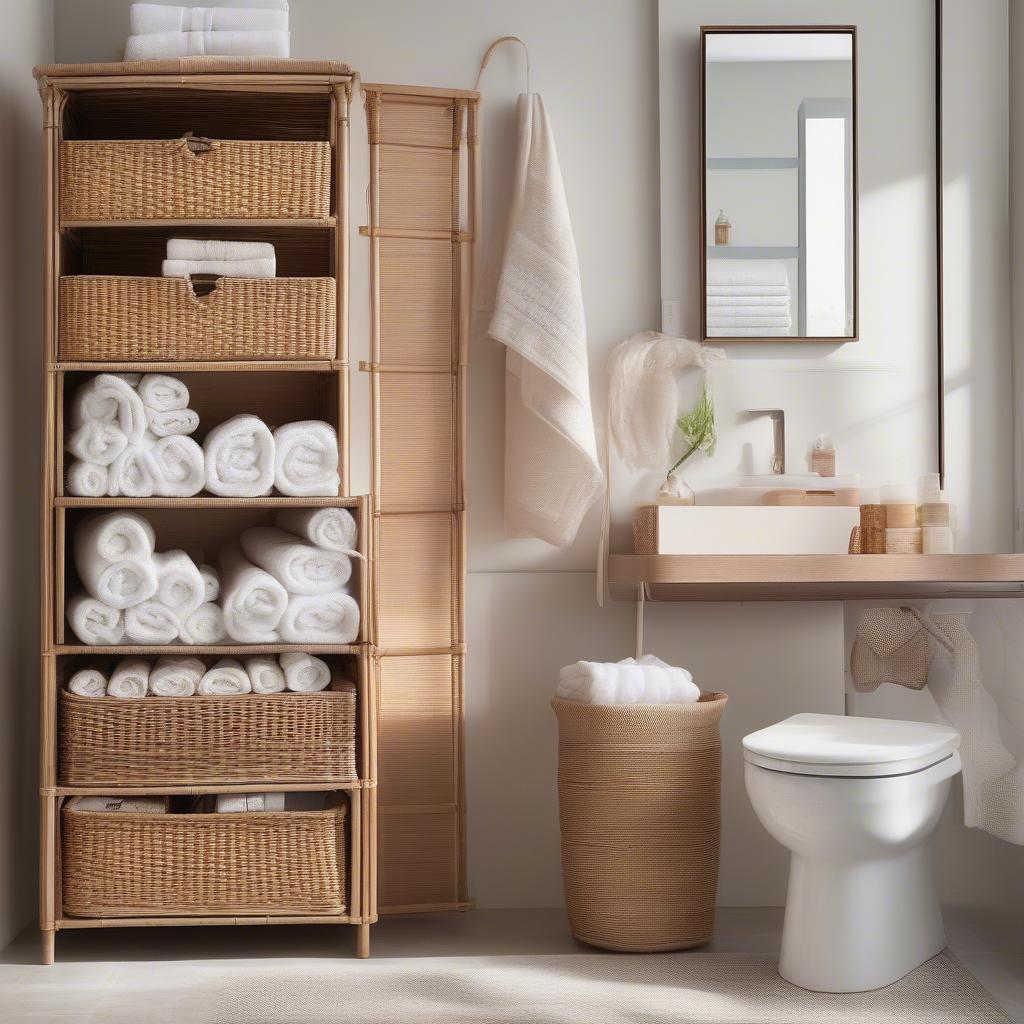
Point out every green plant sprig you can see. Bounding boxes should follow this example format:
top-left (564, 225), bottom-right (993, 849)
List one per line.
top-left (667, 385), bottom-right (716, 478)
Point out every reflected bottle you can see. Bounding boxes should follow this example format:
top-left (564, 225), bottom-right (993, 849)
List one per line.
top-left (715, 210), bottom-right (731, 246)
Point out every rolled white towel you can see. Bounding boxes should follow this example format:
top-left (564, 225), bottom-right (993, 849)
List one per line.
top-left (147, 408), bottom-right (200, 438)
top-left (151, 435), bottom-right (205, 497)
top-left (199, 564), bottom-right (220, 603)
top-left (154, 550), bottom-right (205, 616)
top-left (131, 4), bottom-right (289, 34)
top-left (204, 414), bottom-right (275, 497)
top-left (273, 421), bottom-right (340, 497)
top-left (70, 374), bottom-right (147, 444)
top-left (110, 372), bottom-right (143, 386)
top-left (124, 600), bottom-right (181, 645)
top-left (161, 257), bottom-right (276, 279)
top-left (199, 657), bottom-right (252, 695)
top-left (137, 373), bottom-right (189, 413)
top-left (274, 507), bottom-right (357, 552)
top-left (66, 594), bottom-right (124, 646)
top-left (280, 652), bottom-right (331, 693)
top-left (125, 29), bottom-right (290, 61)
top-left (244, 655), bottom-right (286, 694)
top-left (67, 668), bottom-right (108, 698)
top-left (108, 444), bottom-right (160, 498)
top-left (241, 527), bottom-right (351, 595)
top-left (179, 602), bottom-right (228, 645)
top-left (214, 792), bottom-right (286, 814)
top-left (278, 592), bottom-right (360, 644)
top-left (219, 544), bottom-right (287, 644)
top-left (65, 421), bottom-right (128, 467)
top-left (66, 460), bottom-right (109, 498)
top-left (166, 239), bottom-right (276, 262)
top-left (149, 655), bottom-right (204, 697)
top-left (75, 511), bottom-right (156, 562)
top-left (107, 658), bottom-right (151, 699)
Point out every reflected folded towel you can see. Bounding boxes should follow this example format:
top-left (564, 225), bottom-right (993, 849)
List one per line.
top-left (162, 257), bottom-right (275, 279)
top-left (278, 592), bottom-right (360, 644)
top-left (199, 564), bottom-right (220, 603)
top-left (125, 29), bottom-right (290, 61)
top-left (707, 262), bottom-right (787, 288)
top-left (180, 602), bottom-right (228, 645)
top-left (124, 600), bottom-right (181, 644)
top-left (274, 506), bottom-right (357, 552)
top-left (138, 373), bottom-right (189, 413)
top-left (214, 792), bottom-right (286, 813)
top-left (68, 795), bottom-right (169, 813)
top-left (66, 461), bottom-right (109, 497)
top-left (167, 239), bottom-right (276, 262)
top-left (706, 307), bottom-right (792, 320)
top-left (273, 420), bottom-right (340, 497)
top-left (199, 657), bottom-right (252, 695)
top-left (280, 651), bottom-right (331, 692)
top-left (147, 408), bottom-right (200, 437)
top-left (70, 374), bottom-right (146, 444)
top-left (67, 668), bottom-right (108, 698)
top-left (108, 444), bottom-right (160, 498)
top-left (706, 316), bottom-right (792, 329)
top-left (204, 414), bottom-right (275, 497)
top-left (706, 326), bottom-right (791, 337)
top-left (154, 550), bottom-right (205, 616)
top-left (706, 294), bottom-right (790, 307)
top-left (244, 655), bottom-right (286, 694)
top-left (219, 544), bottom-right (288, 643)
top-left (149, 655), bottom-right (204, 697)
top-left (66, 594), bottom-right (124, 646)
top-left (151, 435), bottom-right (205, 497)
top-left (66, 421), bottom-right (128, 467)
top-left (107, 658), bottom-right (151, 699)
top-left (241, 527), bottom-right (351, 595)
top-left (556, 654), bottom-right (700, 705)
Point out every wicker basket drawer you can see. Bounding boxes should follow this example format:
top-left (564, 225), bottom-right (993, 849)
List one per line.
top-left (62, 802), bottom-right (347, 918)
top-left (59, 686), bottom-right (357, 786)
top-left (61, 139), bottom-right (332, 222)
top-left (59, 275), bottom-right (336, 361)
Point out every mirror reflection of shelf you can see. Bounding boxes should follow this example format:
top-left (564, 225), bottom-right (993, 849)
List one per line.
top-left (707, 245), bottom-right (801, 259)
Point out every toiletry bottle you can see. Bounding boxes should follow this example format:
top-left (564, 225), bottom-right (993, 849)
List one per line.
top-left (715, 210), bottom-right (731, 246)
top-left (810, 434), bottom-right (836, 478)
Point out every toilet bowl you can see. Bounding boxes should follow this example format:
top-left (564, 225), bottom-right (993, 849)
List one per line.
top-left (743, 713), bottom-right (961, 993)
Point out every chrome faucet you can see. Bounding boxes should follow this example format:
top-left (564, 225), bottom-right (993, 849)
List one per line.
top-left (744, 409), bottom-right (786, 475)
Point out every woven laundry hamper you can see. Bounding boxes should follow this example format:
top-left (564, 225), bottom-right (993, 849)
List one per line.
top-left (552, 692), bottom-right (728, 952)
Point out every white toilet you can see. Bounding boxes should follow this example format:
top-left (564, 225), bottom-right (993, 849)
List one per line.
top-left (743, 713), bottom-right (961, 993)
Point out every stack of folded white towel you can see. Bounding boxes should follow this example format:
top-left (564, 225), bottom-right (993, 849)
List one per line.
top-left (125, 3), bottom-right (290, 62)
top-left (66, 650), bottom-right (336, 697)
top-left (556, 654), bottom-right (701, 705)
top-left (162, 238), bottom-right (276, 280)
top-left (68, 508), bottom-right (360, 646)
top-left (706, 261), bottom-right (792, 337)
top-left (66, 373), bottom-right (204, 498)
top-left (66, 373), bottom-right (341, 499)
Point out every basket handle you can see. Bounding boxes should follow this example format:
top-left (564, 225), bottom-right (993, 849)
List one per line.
top-left (182, 273), bottom-right (222, 306)
top-left (177, 131), bottom-right (216, 159)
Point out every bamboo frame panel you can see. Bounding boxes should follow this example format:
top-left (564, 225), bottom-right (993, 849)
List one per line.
top-left (365, 84), bottom-right (476, 912)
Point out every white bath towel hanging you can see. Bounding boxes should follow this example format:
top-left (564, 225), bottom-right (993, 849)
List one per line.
top-left (488, 94), bottom-right (603, 547)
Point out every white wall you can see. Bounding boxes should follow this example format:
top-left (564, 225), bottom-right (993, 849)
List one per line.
top-left (0, 0), bottom-right (52, 950)
top-left (45, 0), bottom-right (1018, 916)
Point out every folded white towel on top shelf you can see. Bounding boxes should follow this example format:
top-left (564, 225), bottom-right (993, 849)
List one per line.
top-left (150, 435), bottom-right (205, 496)
top-left (107, 658), bottom-right (151, 699)
top-left (167, 239), bottom-right (276, 263)
top-left (219, 544), bottom-right (288, 643)
top-left (278, 592), bottom-right (360, 644)
top-left (180, 602), bottom-right (228, 645)
top-left (137, 373), bottom-right (189, 413)
top-left (149, 656), bottom-right (204, 697)
top-left (67, 668), bottom-right (108, 698)
top-left (280, 651), bottom-right (331, 693)
top-left (199, 657), bottom-right (252, 695)
top-left (203, 414), bottom-right (275, 497)
top-left (556, 654), bottom-right (700, 706)
top-left (241, 527), bottom-right (351, 595)
top-left (71, 374), bottom-right (147, 445)
top-left (244, 655), bottom-right (286, 694)
top-left (274, 507), bottom-right (357, 553)
top-left (66, 594), bottom-right (124, 646)
top-left (153, 550), bottom-right (205, 617)
top-left (66, 461), bottom-right (109, 498)
top-left (273, 421), bottom-right (340, 497)
top-left (66, 421), bottom-right (129, 467)
top-left (124, 599), bottom-right (181, 644)
top-left (125, 29), bottom-right (289, 61)
top-left (130, 4), bottom-right (289, 36)
top-left (161, 257), bottom-right (276, 279)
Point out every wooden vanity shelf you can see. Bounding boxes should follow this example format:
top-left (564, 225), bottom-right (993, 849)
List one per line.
top-left (608, 553), bottom-right (1024, 602)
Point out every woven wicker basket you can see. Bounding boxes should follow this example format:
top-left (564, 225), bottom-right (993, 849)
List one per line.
top-left (552, 693), bottom-right (728, 952)
top-left (60, 275), bottom-right (336, 361)
top-left (61, 138), bottom-right (332, 221)
top-left (62, 802), bottom-right (347, 918)
top-left (59, 686), bottom-right (357, 786)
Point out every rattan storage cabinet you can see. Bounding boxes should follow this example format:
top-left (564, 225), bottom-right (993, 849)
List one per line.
top-left (34, 58), bottom-right (375, 964)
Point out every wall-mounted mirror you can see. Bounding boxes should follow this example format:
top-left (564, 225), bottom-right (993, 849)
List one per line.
top-left (701, 27), bottom-right (857, 341)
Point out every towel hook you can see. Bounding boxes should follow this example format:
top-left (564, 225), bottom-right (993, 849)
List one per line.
top-left (474, 35), bottom-right (531, 94)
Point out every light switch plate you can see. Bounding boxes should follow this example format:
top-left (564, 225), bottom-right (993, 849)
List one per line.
top-left (661, 299), bottom-right (681, 335)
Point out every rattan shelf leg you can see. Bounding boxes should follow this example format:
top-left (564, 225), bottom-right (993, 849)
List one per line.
top-left (41, 928), bottom-right (55, 966)
top-left (356, 922), bottom-right (370, 959)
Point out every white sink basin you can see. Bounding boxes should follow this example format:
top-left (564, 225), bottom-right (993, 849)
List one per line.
top-left (691, 474), bottom-right (861, 506)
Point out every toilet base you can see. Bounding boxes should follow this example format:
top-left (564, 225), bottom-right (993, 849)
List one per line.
top-left (779, 844), bottom-right (946, 992)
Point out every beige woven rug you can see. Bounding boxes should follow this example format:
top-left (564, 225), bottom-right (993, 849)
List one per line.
top-left (212, 951), bottom-right (1009, 1023)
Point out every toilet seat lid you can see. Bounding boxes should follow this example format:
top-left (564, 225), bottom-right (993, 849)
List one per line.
top-left (742, 713), bottom-right (960, 777)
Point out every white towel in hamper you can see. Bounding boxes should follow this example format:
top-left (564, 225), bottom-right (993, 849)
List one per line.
top-left (66, 594), bottom-right (124, 646)
top-left (166, 239), bottom-right (277, 262)
top-left (161, 257), bottom-right (276, 279)
top-left (214, 792), bottom-right (286, 813)
top-left (556, 654), bottom-right (700, 705)
top-left (66, 461), bottom-right (109, 498)
top-left (218, 544), bottom-right (288, 644)
top-left (179, 602), bottom-right (228, 645)
top-left (278, 592), bottom-right (359, 644)
top-left (273, 421), bottom-right (340, 497)
top-left (124, 600), bottom-right (181, 645)
top-left (107, 658), bottom-right (151, 699)
top-left (274, 506), bottom-right (357, 553)
top-left (199, 657), bottom-right (252, 695)
top-left (67, 668), bottom-right (108, 698)
top-left (241, 527), bottom-right (351, 596)
top-left (244, 655), bottom-right (286, 694)
top-left (65, 421), bottom-right (128, 467)
top-left (149, 656), bottom-right (204, 697)
top-left (280, 652), bottom-right (331, 692)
